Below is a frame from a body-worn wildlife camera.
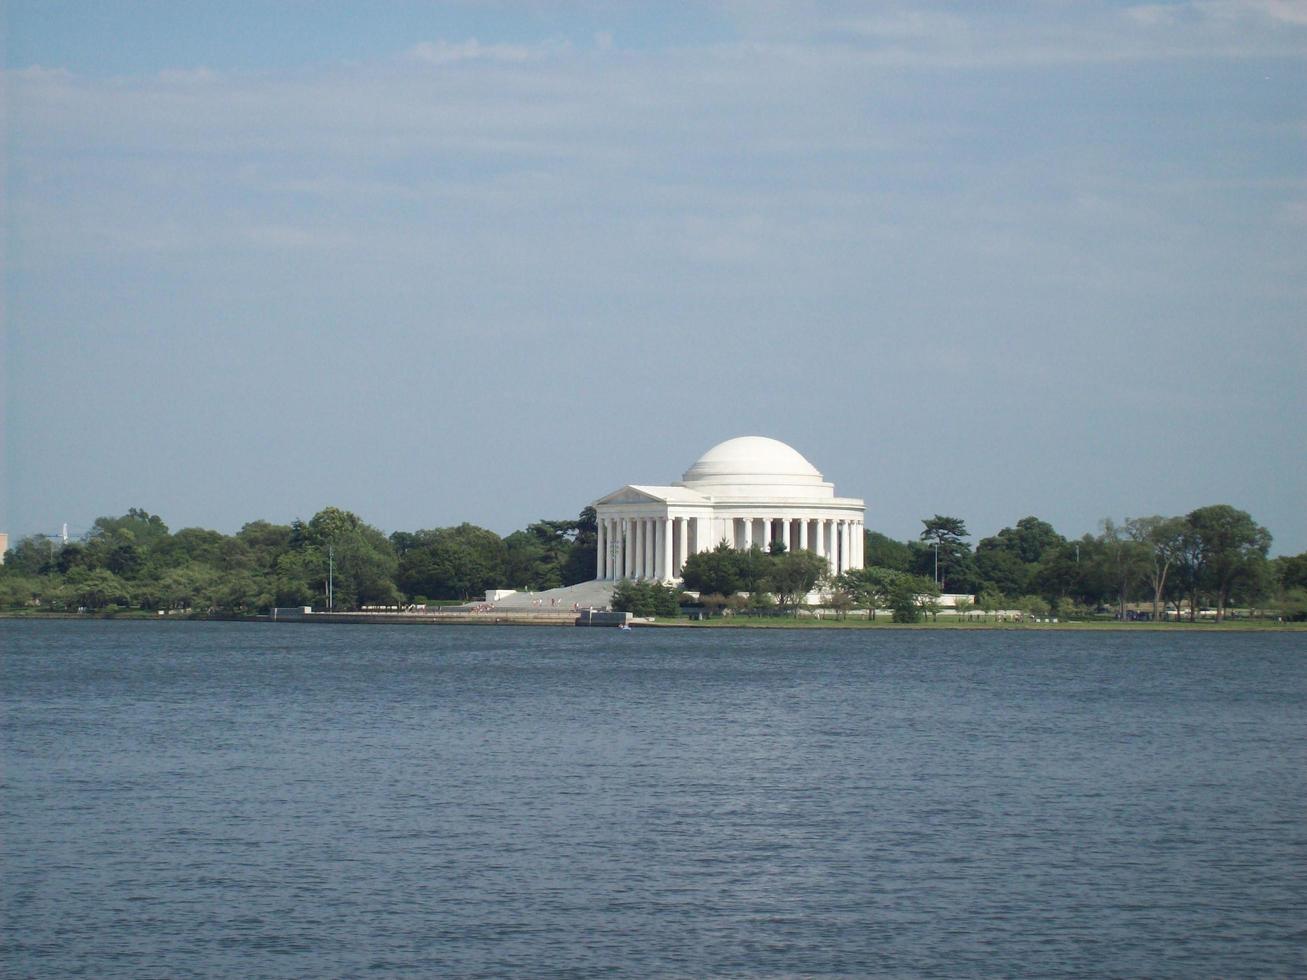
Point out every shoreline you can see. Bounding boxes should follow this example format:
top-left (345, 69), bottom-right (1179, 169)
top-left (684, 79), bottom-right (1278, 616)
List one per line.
top-left (3, 611), bottom-right (1304, 632)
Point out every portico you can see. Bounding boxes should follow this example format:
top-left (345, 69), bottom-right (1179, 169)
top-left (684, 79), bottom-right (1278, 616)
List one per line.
top-left (594, 437), bottom-right (865, 583)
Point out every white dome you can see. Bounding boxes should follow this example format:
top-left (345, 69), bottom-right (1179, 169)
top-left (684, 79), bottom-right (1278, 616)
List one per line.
top-left (679, 436), bottom-right (833, 499)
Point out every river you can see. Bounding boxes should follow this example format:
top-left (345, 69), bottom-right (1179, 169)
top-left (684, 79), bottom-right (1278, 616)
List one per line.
top-left (3, 620), bottom-right (1304, 976)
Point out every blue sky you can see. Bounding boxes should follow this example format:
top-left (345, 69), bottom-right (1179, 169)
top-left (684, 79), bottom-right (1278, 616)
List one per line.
top-left (4, 1), bottom-right (1306, 553)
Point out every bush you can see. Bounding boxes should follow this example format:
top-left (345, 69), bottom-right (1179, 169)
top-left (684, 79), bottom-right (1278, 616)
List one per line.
top-left (611, 579), bottom-right (683, 617)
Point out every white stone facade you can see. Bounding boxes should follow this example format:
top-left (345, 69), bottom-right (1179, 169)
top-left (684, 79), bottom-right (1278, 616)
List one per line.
top-left (593, 436), bottom-right (865, 583)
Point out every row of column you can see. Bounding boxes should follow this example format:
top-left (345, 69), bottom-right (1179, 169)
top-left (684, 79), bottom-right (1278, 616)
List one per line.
top-left (597, 515), bottom-right (691, 583)
top-left (596, 515), bottom-right (864, 582)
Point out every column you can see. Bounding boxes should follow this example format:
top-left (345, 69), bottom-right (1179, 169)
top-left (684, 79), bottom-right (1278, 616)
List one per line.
top-left (840, 521), bottom-right (850, 574)
top-left (799, 517), bottom-right (808, 552)
top-left (636, 518), bottom-right (646, 580)
top-left (617, 519), bottom-right (626, 579)
top-left (813, 519), bottom-right (825, 559)
top-left (596, 517), bottom-right (607, 580)
top-left (677, 518), bottom-right (689, 577)
top-left (645, 518), bottom-right (656, 579)
top-left (613, 518), bottom-right (622, 579)
top-left (660, 519), bottom-right (673, 582)
top-left (742, 517), bottom-right (752, 550)
top-left (645, 519), bottom-right (656, 579)
top-left (625, 519), bottom-right (635, 579)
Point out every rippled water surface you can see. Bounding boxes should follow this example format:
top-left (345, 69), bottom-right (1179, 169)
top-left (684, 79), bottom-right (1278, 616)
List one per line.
top-left (3, 620), bottom-right (1305, 977)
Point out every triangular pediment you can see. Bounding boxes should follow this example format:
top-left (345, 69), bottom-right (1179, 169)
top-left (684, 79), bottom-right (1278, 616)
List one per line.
top-left (594, 485), bottom-right (668, 506)
top-left (594, 484), bottom-right (710, 507)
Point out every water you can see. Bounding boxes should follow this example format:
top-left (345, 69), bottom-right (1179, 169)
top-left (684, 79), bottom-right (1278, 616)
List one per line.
top-left (3, 620), bottom-right (1304, 977)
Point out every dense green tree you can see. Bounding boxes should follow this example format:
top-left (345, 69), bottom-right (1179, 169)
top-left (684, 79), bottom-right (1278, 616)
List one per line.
top-left (1099, 518), bottom-right (1150, 619)
top-left (3, 536), bottom-right (59, 576)
top-left (398, 524), bottom-right (505, 601)
top-left (1126, 515), bottom-right (1188, 621)
top-left (69, 568), bottom-right (132, 610)
top-left (974, 546), bottom-right (1029, 597)
top-left (1276, 587), bottom-right (1307, 622)
top-left (917, 516), bottom-right (975, 592)
top-left (888, 574), bottom-right (937, 623)
top-left (0, 574), bottom-right (46, 609)
top-left (983, 517), bottom-right (1065, 565)
top-left (863, 531), bottom-right (912, 571)
top-left (1275, 552), bottom-right (1307, 591)
top-left (561, 507), bottom-right (598, 586)
top-left (768, 550), bottom-right (828, 615)
top-left (679, 542), bottom-right (745, 596)
top-left (1185, 505), bottom-right (1272, 620)
top-left (611, 579), bottom-right (682, 617)
top-left (736, 546), bottom-right (773, 594)
top-left (835, 566), bottom-right (908, 620)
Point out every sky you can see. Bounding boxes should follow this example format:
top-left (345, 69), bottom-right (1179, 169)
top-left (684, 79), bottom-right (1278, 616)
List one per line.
top-left (4, 0), bottom-right (1305, 554)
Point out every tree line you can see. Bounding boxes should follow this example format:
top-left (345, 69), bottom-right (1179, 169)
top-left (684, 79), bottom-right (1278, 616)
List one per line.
top-left (0, 506), bottom-right (598, 614)
top-left (2, 502), bottom-right (1303, 621)
top-left (845, 507), bottom-right (1303, 622)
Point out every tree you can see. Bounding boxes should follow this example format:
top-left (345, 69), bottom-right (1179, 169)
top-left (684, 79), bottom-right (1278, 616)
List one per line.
top-left (1019, 594), bottom-right (1052, 620)
top-left (975, 516), bottom-right (1065, 598)
top-left (918, 516), bottom-right (973, 592)
top-left (977, 588), bottom-right (1003, 621)
top-left (826, 585), bottom-right (855, 621)
top-left (1099, 518), bottom-right (1150, 620)
top-left (836, 566), bottom-right (905, 621)
top-left (1274, 552), bottom-right (1307, 591)
top-left (767, 550), bottom-right (827, 615)
top-left (70, 568), bottom-right (132, 610)
top-left (399, 524), bottom-right (505, 601)
top-left (888, 573), bottom-right (936, 623)
top-left (679, 542), bottom-right (744, 596)
top-left (297, 507), bottom-right (401, 608)
top-left (974, 546), bottom-right (1029, 597)
top-left (1185, 505), bottom-right (1272, 621)
top-left (1126, 515), bottom-right (1187, 622)
top-left (1, 536), bottom-right (59, 576)
top-left (561, 507), bottom-right (598, 586)
top-left (611, 579), bottom-right (682, 617)
top-left (863, 531), bottom-right (912, 571)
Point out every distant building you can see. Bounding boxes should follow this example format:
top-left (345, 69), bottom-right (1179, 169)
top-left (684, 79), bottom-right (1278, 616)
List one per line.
top-left (593, 436), bottom-right (865, 583)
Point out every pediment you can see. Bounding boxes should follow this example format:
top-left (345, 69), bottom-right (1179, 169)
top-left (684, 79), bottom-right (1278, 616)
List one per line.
top-left (594, 486), bottom-right (667, 506)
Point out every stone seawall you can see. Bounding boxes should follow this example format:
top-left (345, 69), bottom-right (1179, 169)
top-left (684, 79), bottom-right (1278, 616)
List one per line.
top-left (263, 609), bottom-right (632, 627)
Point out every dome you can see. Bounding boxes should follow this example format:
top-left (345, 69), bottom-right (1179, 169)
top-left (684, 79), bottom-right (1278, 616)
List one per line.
top-left (678, 436), bottom-right (833, 499)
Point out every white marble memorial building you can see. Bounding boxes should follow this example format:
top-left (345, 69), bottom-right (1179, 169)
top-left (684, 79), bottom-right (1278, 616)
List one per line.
top-left (594, 436), bottom-right (865, 583)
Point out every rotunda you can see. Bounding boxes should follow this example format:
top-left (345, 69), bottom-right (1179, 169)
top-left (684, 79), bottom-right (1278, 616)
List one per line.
top-left (593, 436), bottom-right (865, 583)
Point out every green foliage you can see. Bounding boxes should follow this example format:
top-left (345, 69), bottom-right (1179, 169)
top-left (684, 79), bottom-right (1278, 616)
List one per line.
top-left (610, 579), bottom-right (683, 617)
top-left (398, 524), bottom-right (505, 601)
top-left (1184, 505), bottom-right (1272, 620)
top-left (768, 550), bottom-right (828, 614)
top-left (0, 502), bottom-right (1291, 624)
top-left (863, 531), bottom-right (912, 571)
top-left (1275, 552), bottom-right (1307, 591)
top-left (916, 516), bottom-right (977, 592)
top-left (679, 542), bottom-right (746, 596)
top-left (1276, 587), bottom-right (1307, 622)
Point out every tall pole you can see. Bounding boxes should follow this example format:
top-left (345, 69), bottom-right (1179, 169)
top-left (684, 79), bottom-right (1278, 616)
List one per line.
top-left (328, 544), bottom-right (334, 610)
top-left (933, 541), bottom-right (939, 588)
